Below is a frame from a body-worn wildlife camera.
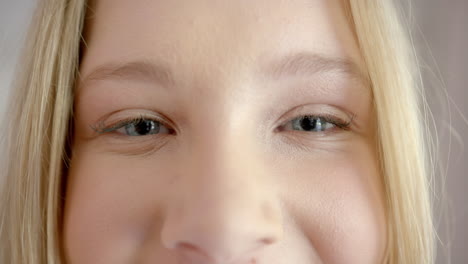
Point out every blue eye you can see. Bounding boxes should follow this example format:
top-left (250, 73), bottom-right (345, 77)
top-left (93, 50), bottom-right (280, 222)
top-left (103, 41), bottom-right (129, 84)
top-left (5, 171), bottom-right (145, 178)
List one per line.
top-left (292, 116), bottom-right (334, 132)
top-left (116, 119), bottom-right (170, 136)
top-left (281, 115), bottom-right (350, 132)
top-left (94, 117), bottom-right (172, 136)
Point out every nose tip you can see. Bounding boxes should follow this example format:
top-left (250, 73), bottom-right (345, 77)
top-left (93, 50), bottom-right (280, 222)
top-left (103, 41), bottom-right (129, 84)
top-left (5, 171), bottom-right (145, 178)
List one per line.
top-left (161, 197), bottom-right (284, 263)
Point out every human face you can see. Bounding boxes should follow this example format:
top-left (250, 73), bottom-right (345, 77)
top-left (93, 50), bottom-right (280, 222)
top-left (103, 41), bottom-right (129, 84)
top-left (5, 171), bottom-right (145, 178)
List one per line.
top-left (63, 0), bottom-right (387, 263)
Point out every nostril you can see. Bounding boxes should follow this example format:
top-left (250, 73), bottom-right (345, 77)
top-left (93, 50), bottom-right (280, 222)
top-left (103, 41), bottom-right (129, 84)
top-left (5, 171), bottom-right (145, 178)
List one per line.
top-left (177, 242), bottom-right (202, 253)
top-left (260, 237), bottom-right (275, 245)
top-left (176, 242), bottom-right (215, 263)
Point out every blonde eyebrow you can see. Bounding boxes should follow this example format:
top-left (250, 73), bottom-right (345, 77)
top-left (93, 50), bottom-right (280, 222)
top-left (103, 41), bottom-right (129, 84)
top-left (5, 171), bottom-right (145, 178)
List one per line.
top-left (261, 52), bottom-right (369, 85)
top-left (78, 52), bottom-right (369, 90)
top-left (79, 60), bottom-right (175, 88)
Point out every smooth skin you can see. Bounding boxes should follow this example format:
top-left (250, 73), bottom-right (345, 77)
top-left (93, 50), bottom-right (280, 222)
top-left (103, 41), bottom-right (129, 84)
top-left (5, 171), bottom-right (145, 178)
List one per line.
top-left (63, 0), bottom-right (387, 263)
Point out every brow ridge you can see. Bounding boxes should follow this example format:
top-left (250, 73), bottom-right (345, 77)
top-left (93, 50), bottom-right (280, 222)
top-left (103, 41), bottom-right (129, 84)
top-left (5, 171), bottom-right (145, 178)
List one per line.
top-left (262, 52), bottom-right (369, 86)
top-left (79, 52), bottom-right (369, 90)
top-left (79, 60), bottom-right (175, 88)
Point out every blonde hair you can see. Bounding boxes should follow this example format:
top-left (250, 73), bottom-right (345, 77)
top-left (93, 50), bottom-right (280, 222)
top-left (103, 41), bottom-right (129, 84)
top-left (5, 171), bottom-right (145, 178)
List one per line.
top-left (0, 0), bottom-right (435, 263)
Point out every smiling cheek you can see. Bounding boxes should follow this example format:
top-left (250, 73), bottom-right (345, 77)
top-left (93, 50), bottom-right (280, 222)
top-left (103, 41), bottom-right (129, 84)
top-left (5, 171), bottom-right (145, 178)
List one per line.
top-left (278, 141), bottom-right (387, 263)
top-left (62, 144), bottom-right (176, 263)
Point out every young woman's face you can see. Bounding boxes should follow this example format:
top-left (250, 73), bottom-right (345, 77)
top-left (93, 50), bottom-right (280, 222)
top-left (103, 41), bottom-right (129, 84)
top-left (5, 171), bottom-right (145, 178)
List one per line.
top-left (64, 0), bottom-right (387, 263)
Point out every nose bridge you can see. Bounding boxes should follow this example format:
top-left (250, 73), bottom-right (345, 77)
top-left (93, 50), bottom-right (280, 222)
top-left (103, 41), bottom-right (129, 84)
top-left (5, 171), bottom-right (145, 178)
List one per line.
top-left (193, 130), bottom-right (265, 218)
top-left (188, 108), bottom-right (272, 219)
top-left (190, 119), bottom-right (273, 220)
top-left (161, 112), bottom-right (283, 263)
top-left (197, 123), bottom-right (257, 187)
top-left (188, 98), bottom-right (261, 193)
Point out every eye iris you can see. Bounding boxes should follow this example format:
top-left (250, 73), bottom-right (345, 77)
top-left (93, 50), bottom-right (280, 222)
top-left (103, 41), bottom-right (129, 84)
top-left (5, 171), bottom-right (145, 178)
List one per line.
top-left (125, 120), bottom-right (159, 136)
top-left (299, 116), bottom-right (323, 131)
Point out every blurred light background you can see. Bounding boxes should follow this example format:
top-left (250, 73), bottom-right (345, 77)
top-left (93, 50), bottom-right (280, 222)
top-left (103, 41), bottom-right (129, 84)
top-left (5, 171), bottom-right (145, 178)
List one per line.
top-left (0, 1), bottom-right (467, 263)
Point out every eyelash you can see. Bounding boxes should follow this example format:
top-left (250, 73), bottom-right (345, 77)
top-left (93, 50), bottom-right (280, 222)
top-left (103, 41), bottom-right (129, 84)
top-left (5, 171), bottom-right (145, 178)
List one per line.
top-left (91, 115), bottom-right (174, 136)
top-left (91, 113), bottom-right (353, 137)
top-left (279, 113), bottom-right (353, 132)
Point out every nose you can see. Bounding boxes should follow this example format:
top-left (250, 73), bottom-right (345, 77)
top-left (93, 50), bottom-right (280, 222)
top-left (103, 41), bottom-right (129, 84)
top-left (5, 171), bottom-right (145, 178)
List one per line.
top-left (160, 132), bottom-right (284, 263)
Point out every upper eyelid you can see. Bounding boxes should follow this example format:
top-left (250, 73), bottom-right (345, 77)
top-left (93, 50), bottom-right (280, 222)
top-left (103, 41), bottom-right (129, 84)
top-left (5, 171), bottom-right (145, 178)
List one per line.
top-left (276, 104), bottom-right (355, 126)
top-left (89, 104), bottom-right (357, 135)
top-left (279, 114), bottom-right (353, 132)
top-left (92, 114), bottom-right (352, 136)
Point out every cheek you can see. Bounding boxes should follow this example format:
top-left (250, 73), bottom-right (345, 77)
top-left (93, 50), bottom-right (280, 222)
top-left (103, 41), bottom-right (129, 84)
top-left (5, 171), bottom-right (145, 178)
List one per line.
top-left (278, 143), bottom-right (387, 263)
top-left (62, 146), bottom-right (174, 263)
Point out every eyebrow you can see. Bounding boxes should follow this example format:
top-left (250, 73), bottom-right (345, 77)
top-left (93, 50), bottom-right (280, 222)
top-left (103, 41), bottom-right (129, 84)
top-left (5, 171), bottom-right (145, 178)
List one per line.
top-left (79, 60), bottom-right (176, 88)
top-left (79, 52), bottom-right (369, 89)
top-left (261, 52), bottom-right (369, 85)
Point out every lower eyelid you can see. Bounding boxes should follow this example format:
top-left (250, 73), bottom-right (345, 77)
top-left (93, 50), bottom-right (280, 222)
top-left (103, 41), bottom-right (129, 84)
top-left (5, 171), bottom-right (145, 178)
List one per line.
top-left (98, 135), bottom-right (173, 156)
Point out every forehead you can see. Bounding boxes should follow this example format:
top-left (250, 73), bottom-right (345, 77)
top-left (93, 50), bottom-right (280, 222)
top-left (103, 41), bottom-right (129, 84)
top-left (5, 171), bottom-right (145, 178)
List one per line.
top-left (80, 0), bottom-right (363, 84)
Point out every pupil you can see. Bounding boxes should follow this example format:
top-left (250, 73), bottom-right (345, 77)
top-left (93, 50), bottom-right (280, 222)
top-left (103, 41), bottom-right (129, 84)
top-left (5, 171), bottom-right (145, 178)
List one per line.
top-left (134, 120), bottom-right (155, 135)
top-left (300, 117), bottom-right (318, 131)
